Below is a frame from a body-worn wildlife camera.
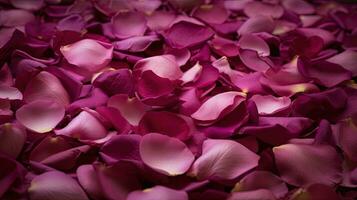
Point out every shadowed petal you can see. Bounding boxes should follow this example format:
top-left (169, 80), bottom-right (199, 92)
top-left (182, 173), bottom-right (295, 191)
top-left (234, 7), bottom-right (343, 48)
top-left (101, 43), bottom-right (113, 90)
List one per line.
top-left (0, 123), bottom-right (26, 158)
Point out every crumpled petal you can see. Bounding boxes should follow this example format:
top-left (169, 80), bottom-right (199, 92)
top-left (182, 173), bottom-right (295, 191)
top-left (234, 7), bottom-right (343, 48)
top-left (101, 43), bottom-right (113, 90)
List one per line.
top-left (127, 186), bottom-right (188, 200)
top-left (138, 111), bottom-right (194, 141)
top-left (140, 133), bottom-right (195, 176)
top-left (0, 123), bottom-right (26, 158)
top-left (24, 71), bottom-right (70, 106)
top-left (190, 139), bottom-right (259, 181)
top-left (16, 100), bottom-right (65, 133)
top-left (28, 171), bottom-right (89, 200)
top-left (273, 143), bottom-right (342, 186)
top-left (60, 39), bottom-right (113, 72)
top-left (111, 11), bottom-right (147, 39)
top-left (250, 94), bottom-right (291, 115)
top-left (191, 91), bottom-right (246, 124)
top-left (164, 21), bottom-right (214, 48)
top-left (232, 171), bottom-right (288, 199)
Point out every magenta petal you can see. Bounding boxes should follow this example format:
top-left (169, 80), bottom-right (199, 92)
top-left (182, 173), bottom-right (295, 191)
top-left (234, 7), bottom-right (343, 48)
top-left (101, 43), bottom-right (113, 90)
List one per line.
top-left (250, 95), bottom-right (291, 115)
top-left (191, 92), bottom-right (246, 124)
top-left (24, 71), bottom-right (70, 106)
top-left (10, 0), bottom-right (43, 11)
top-left (127, 186), bottom-right (188, 200)
top-left (238, 34), bottom-right (270, 57)
top-left (334, 117), bottom-right (357, 162)
top-left (140, 133), bottom-right (194, 176)
top-left (228, 189), bottom-right (277, 200)
top-left (77, 164), bottom-right (105, 200)
top-left (193, 4), bottom-right (229, 24)
top-left (0, 9), bottom-right (35, 27)
top-left (327, 50), bottom-right (357, 76)
top-left (60, 39), bottom-right (113, 72)
top-left (0, 85), bottom-right (22, 100)
top-left (244, 1), bottom-right (283, 19)
top-left (111, 11), bottom-right (147, 39)
top-left (290, 184), bottom-right (341, 200)
top-left (55, 110), bottom-right (107, 141)
top-left (273, 143), bottom-right (342, 186)
top-left (138, 111), bottom-right (194, 141)
top-left (237, 15), bottom-right (275, 35)
top-left (28, 171), bottom-right (89, 200)
top-left (164, 21), bottom-right (214, 48)
top-left (96, 106), bottom-right (131, 135)
top-left (0, 123), bottom-right (26, 158)
top-left (282, 0), bottom-right (315, 15)
top-left (93, 69), bottom-right (135, 96)
top-left (233, 171), bottom-right (288, 199)
top-left (210, 36), bottom-right (239, 57)
top-left (16, 100), bottom-right (65, 133)
top-left (239, 49), bottom-right (273, 72)
top-left (113, 35), bottom-right (159, 52)
top-left (190, 139), bottom-right (259, 181)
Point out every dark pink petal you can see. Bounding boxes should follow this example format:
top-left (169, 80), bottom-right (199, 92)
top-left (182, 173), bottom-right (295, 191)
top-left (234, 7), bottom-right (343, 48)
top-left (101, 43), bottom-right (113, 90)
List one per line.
top-left (0, 85), bottom-right (22, 100)
top-left (273, 143), bottom-right (342, 186)
top-left (228, 189), bottom-right (276, 200)
top-left (334, 117), bottom-right (357, 162)
top-left (134, 55), bottom-right (182, 80)
top-left (96, 106), bottom-right (131, 135)
top-left (233, 171), bottom-right (288, 199)
top-left (0, 155), bottom-right (25, 198)
top-left (250, 95), bottom-right (291, 115)
top-left (138, 111), bottom-right (194, 141)
top-left (77, 165), bottom-right (106, 200)
top-left (24, 71), bottom-right (70, 106)
top-left (0, 123), bottom-right (26, 158)
top-left (140, 133), bottom-right (194, 176)
top-left (289, 184), bottom-right (341, 200)
top-left (56, 14), bottom-right (85, 32)
top-left (296, 28), bottom-right (334, 45)
top-left (239, 49), bottom-right (273, 72)
top-left (28, 171), bottom-right (89, 200)
top-left (327, 50), bottom-right (357, 76)
top-left (100, 134), bottom-right (141, 164)
top-left (127, 186), bottom-right (188, 200)
top-left (190, 139), bottom-right (259, 181)
top-left (164, 21), bottom-right (214, 48)
top-left (0, 9), bottom-right (35, 27)
top-left (273, 20), bottom-right (298, 35)
top-left (244, 1), bottom-right (283, 19)
top-left (193, 4), bottom-right (229, 24)
top-left (16, 100), bottom-right (65, 133)
top-left (210, 36), bottom-right (239, 57)
top-left (298, 58), bottom-right (352, 88)
top-left (191, 92), bottom-right (246, 125)
top-left (68, 88), bottom-right (108, 113)
top-left (60, 39), bottom-right (113, 73)
top-left (111, 11), bottom-right (147, 39)
top-left (282, 0), bottom-right (315, 15)
top-left (10, 0), bottom-right (43, 11)
top-left (107, 94), bottom-right (148, 126)
top-left (113, 35), bottom-right (159, 52)
top-left (237, 15), bottom-right (275, 35)
top-left (94, 162), bottom-right (141, 200)
top-left (93, 69), bottom-right (135, 96)
top-left (55, 110), bottom-right (108, 141)
top-left (238, 34), bottom-right (270, 57)
top-left (30, 136), bottom-right (71, 163)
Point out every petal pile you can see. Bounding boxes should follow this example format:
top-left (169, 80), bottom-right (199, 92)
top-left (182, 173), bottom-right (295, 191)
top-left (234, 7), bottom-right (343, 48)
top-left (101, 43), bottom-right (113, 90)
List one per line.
top-left (0, 0), bottom-right (356, 199)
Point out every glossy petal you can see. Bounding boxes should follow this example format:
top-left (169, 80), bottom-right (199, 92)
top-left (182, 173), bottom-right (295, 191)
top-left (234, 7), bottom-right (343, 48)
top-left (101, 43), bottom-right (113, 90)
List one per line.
top-left (16, 100), bottom-right (65, 133)
top-left (140, 133), bottom-right (195, 176)
top-left (250, 95), bottom-right (291, 115)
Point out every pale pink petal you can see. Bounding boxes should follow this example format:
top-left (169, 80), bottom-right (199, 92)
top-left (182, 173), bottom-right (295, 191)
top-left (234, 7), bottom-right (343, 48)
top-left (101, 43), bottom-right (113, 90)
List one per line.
top-left (191, 91), bottom-right (246, 123)
top-left (16, 100), bottom-right (65, 133)
top-left (24, 71), bottom-right (70, 106)
top-left (190, 139), bottom-right (259, 181)
top-left (273, 144), bottom-right (342, 186)
top-left (111, 11), bottom-right (147, 39)
top-left (237, 15), bottom-right (275, 35)
top-left (107, 94), bottom-right (149, 126)
top-left (127, 186), bottom-right (188, 200)
top-left (28, 171), bottom-right (89, 200)
top-left (140, 133), bottom-right (194, 176)
top-left (60, 39), bottom-right (113, 72)
top-left (134, 55), bottom-right (182, 80)
top-left (238, 34), bottom-right (270, 57)
top-left (250, 95), bottom-right (291, 115)
top-left (55, 110), bottom-right (107, 140)
top-left (0, 85), bottom-right (22, 100)
top-left (180, 62), bottom-right (203, 84)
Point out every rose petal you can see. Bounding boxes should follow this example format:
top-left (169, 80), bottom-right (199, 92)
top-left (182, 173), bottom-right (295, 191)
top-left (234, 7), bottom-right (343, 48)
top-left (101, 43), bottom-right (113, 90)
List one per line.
top-left (0, 85), bottom-right (22, 100)
top-left (0, 123), bottom-right (26, 158)
top-left (10, 0), bottom-right (43, 11)
top-left (77, 165), bottom-right (105, 200)
top-left (193, 4), bottom-right (229, 24)
top-left (60, 39), bottom-right (113, 73)
top-left (273, 143), bottom-right (342, 186)
top-left (326, 50), bottom-right (357, 76)
top-left (190, 139), bottom-right (259, 181)
top-left (113, 35), bottom-right (159, 52)
top-left (16, 100), bottom-right (65, 133)
top-left (28, 171), bottom-right (89, 200)
top-left (24, 71), bottom-right (70, 106)
top-left (0, 9), bottom-right (35, 27)
top-left (0, 155), bottom-right (25, 198)
top-left (140, 133), bottom-right (194, 176)
top-left (238, 34), bottom-right (270, 57)
top-left (127, 186), bottom-right (188, 200)
top-left (244, 1), bottom-right (284, 18)
top-left (250, 94), bottom-right (291, 115)
top-left (228, 189), bottom-right (276, 200)
top-left (289, 184), bottom-right (341, 200)
top-left (282, 0), bottom-right (315, 15)
top-left (237, 15), bottom-right (275, 35)
top-left (111, 11), bottom-right (147, 39)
